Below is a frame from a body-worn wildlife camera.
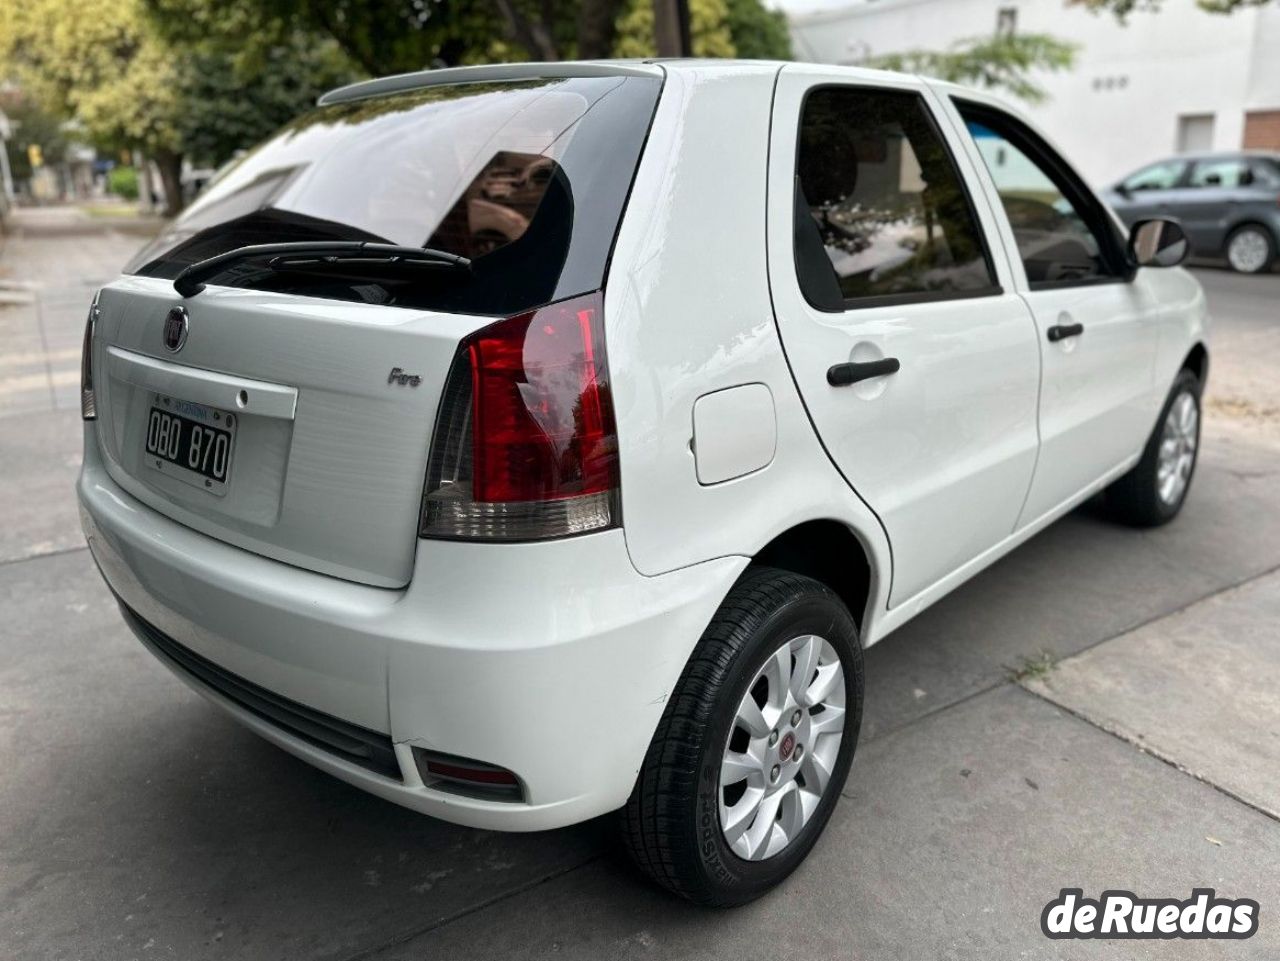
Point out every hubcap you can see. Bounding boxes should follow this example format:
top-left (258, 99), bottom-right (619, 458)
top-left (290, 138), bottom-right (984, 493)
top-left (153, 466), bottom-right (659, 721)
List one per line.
top-left (1156, 390), bottom-right (1198, 507)
top-left (1228, 229), bottom-right (1269, 273)
top-left (718, 634), bottom-right (846, 861)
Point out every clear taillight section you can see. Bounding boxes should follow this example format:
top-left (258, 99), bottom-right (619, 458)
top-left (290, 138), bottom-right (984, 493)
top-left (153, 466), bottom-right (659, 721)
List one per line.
top-left (80, 296), bottom-right (98, 420)
top-left (420, 291), bottom-right (620, 541)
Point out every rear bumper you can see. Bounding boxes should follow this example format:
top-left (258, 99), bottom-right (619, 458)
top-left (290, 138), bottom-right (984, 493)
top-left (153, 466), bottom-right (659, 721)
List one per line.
top-left (78, 427), bottom-right (747, 830)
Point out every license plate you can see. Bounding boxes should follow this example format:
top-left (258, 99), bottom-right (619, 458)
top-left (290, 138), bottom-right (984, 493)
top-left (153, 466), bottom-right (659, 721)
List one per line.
top-left (144, 395), bottom-right (237, 495)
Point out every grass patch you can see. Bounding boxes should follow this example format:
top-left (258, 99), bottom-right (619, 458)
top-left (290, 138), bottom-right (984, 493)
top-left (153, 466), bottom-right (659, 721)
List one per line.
top-left (80, 204), bottom-right (143, 219)
top-left (1008, 650), bottom-right (1056, 683)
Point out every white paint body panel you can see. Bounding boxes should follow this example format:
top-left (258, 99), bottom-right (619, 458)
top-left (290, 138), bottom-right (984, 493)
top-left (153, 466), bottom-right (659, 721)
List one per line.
top-left (92, 276), bottom-right (494, 587)
top-left (77, 61), bottom-right (1207, 831)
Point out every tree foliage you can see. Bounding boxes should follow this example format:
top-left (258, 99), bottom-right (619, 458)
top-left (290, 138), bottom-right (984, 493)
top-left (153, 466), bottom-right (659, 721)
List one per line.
top-left (1069, 0), bottom-right (1271, 19)
top-left (865, 33), bottom-right (1078, 104)
top-left (0, 90), bottom-right (70, 181)
top-left (723, 0), bottom-right (792, 60)
top-left (613, 0), bottom-right (735, 57)
top-left (0, 0), bottom-right (182, 158)
top-left (0, 0), bottom-right (360, 212)
top-left (175, 36), bottom-right (357, 168)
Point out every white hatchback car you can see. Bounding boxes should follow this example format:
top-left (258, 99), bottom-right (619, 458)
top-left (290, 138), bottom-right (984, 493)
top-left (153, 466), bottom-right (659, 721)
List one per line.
top-left (78, 60), bottom-right (1208, 905)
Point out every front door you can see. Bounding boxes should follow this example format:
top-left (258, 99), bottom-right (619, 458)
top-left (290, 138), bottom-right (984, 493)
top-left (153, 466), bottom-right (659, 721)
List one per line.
top-left (766, 69), bottom-right (1042, 606)
top-left (942, 94), bottom-right (1162, 527)
top-left (1107, 158), bottom-right (1191, 228)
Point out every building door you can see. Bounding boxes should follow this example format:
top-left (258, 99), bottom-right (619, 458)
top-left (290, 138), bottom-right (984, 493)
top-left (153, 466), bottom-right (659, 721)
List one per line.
top-left (1177, 114), bottom-right (1215, 153)
top-left (1244, 110), bottom-right (1280, 151)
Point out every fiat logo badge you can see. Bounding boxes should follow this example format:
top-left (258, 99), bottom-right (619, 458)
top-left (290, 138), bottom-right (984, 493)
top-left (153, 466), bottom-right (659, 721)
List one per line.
top-left (163, 306), bottom-right (189, 353)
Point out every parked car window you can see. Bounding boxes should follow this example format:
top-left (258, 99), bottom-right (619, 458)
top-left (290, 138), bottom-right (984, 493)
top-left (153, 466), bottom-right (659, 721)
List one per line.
top-left (1122, 160), bottom-right (1188, 192)
top-left (793, 87), bottom-right (998, 310)
top-left (960, 107), bottom-right (1126, 287)
top-left (1188, 158), bottom-right (1253, 188)
top-left (125, 76), bottom-right (662, 316)
top-left (1252, 158), bottom-right (1280, 185)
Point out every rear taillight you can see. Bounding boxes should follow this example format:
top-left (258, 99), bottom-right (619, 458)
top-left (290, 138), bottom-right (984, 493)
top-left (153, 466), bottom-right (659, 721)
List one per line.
top-left (80, 296), bottom-right (98, 420)
top-left (420, 291), bottom-right (620, 541)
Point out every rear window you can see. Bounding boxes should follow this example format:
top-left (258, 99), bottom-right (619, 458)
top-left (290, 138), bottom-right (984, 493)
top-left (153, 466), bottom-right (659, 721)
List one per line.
top-left (128, 76), bottom-right (662, 315)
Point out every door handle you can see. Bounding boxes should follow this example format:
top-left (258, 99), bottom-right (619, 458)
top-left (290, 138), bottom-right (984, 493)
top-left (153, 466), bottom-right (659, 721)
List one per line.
top-left (827, 357), bottom-right (901, 387)
top-left (1047, 323), bottom-right (1084, 343)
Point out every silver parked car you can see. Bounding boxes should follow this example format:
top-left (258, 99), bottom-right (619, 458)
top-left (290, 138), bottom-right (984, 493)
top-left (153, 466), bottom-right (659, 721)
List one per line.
top-left (1104, 151), bottom-right (1280, 274)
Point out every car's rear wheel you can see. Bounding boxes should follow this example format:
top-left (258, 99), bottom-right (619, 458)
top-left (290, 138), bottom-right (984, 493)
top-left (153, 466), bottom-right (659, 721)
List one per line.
top-left (1106, 369), bottom-right (1202, 527)
top-left (1225, 224), bottom-right (1276, 274)
top-left (620, 567), bottom-right (863, 906)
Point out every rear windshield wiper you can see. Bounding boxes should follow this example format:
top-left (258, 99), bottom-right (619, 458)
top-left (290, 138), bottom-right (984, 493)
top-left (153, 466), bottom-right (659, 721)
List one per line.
top-left (173, 241), bottom-right (472, 297)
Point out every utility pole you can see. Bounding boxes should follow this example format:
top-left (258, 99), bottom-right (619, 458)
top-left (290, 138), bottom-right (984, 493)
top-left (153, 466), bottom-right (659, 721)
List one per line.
top-left (653, 0), bottom-right (693, 57)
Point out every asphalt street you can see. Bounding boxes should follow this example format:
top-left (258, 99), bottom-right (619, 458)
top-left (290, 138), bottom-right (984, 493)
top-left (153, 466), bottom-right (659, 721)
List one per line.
top-left (2, 207), bottom-right (1278, 960)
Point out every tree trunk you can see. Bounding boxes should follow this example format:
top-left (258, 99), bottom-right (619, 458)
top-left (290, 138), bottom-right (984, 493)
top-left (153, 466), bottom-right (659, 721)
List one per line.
top-left (578, 0), bottom-right (628, 58)
top-left (153, 150), bottom-right (185, 217)
top-left (653, 0), bottom-right (680, 56)
top-left (495, 0), bottom-right (560, 61)
top-left (653, 0), bottom-right (692, 56)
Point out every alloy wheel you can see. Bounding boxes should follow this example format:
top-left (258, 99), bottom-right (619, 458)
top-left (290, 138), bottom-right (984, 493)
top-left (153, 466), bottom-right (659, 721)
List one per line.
top-left (1227, 228), bottom-right (1270, 273)
top-left (1156, 390), bottom-right (1198, 507)
top-left (718, 634), bottom-right (845, 861)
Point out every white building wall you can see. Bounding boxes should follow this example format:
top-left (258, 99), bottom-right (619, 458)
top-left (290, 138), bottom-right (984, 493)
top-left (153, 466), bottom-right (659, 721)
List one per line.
top-left (790, 0), bottom-right (1280, 187)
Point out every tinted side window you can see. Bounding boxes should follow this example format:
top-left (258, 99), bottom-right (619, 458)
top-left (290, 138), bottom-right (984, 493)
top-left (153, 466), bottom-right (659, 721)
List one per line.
top-left (1122, 160), bottom-right (1187, 192)
top-left (962, 110), bottom-right (1124, 286)
top-left (794, 87), bottom-right (997, 309)
top-left (1188, 158), bottom-right (1252, 188)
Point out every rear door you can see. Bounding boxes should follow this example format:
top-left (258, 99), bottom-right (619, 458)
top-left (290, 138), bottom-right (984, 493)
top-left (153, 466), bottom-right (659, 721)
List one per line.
top-left (940, 93), bottom-right (1161, 528)
top-left (766, 68), bottom-right (1042, 606)
top-left (1174, 156), bottom-right (1269, 252)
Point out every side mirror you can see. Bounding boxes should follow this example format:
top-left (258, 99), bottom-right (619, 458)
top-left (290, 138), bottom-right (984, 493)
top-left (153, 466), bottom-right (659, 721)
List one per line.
top-left (1128, 218), bottom-right (1189, 268)
top-left (1113, 183), bottom-right (1131, 198)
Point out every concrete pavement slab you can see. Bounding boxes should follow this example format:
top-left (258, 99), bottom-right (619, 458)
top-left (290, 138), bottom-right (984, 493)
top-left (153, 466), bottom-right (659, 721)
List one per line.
top-left (0, 409), bottom-right (85, 563)
top-left (861, 432), bottom-right (1280, 741)
top-left (1025, 569), bottom-right (1280, 820)
top-left (370, 685), bottom-right (1280, 961)
top-left (0, 550), bottom-right (601, 961)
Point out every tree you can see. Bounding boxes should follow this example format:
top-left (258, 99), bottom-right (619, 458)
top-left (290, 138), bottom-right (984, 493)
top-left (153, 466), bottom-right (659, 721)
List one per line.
top-left (144, 0), bottom-right (791, 74)
top-left (0, 0), bottom-right (363, 213)
top-left (0, 0), bottom-right (187, 211)
top-left (613, 0), bottom-right (736, 57)
top-left (0, 90), bottom-right (69, 183)
top-left (864, 33), bottom-right (1078, 104)
top-left (723, 0), bottom-right (792, 60)
top-left (1069, 0), bottom-right (1271, 18)
top-left (175, 35), bottom-right (357, 169)
top-left (143, 0), bottom-right (624, 73)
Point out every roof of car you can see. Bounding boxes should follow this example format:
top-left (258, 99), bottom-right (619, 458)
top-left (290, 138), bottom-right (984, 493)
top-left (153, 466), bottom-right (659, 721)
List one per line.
top-left (317, 58), bottom-right (916, 106)
top-left (1171, 150), bottom-right (1280, 162)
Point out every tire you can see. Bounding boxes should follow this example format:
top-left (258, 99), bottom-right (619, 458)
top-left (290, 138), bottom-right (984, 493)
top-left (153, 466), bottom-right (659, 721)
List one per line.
top-left (620, 566), bottom-right (863, 906)
top-left (1106, 369), bottom-right (1202, 527)
top-left (1225, 223), bottom-right (1276, 275)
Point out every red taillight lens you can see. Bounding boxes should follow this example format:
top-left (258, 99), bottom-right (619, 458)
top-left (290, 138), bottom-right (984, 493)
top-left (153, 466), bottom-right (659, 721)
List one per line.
top-left (412, 748), bottom-right (523, 800)
top-left (420, 292), bottom-right (620, 541)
